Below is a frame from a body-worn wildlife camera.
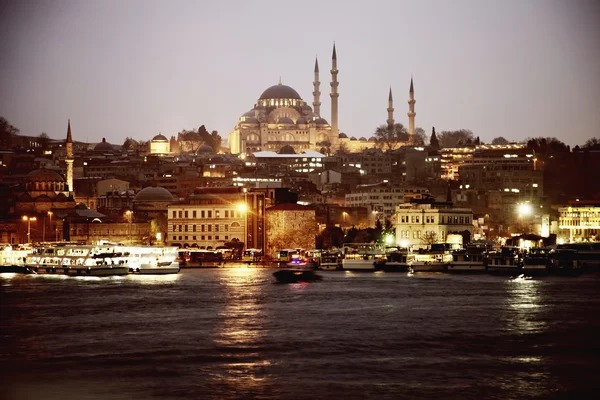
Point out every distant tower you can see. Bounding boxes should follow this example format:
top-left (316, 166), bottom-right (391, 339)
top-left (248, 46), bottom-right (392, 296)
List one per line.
top-left (330, 43), bottom-right (339, 136)
top-left (65, 119), bottom-right (74, 193)
top-left (387, 87), bottom-right (395, 131)
top-left (408, 77), bottom-right (416, 142)
top-left (313, 57), bottom-right (321, 117)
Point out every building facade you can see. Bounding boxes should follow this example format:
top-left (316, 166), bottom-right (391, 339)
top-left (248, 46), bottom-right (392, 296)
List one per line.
top-left (559, 203), bottom-right (600, 243)
top-left (395, 201), bottom-right (473, 249)
top-left (265, 203), bottom-right (318, 257)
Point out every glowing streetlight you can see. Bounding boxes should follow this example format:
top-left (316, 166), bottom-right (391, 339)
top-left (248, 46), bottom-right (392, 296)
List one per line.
top-left (125, 210), bottom-right (133, 244)
top-left (47, 211), bottom-right (54, 242)
top-left (517, 203), bottom-right (533, 217)
top-left (22, 215), bottom-right (37, 244)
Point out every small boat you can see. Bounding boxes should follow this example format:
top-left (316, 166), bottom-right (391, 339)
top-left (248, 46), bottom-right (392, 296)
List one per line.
top-left (522, 248), bottom-right (550, 275)
top-left (448, 244), bottom-right (488, 273)
top-left (485, 246), bottom-right (522, 274)
top-left (273, 269), bottom-right (322, 283)
top-left (377, 248), bottom-right (412, 272)
top-left (411, 244), bottom-right (452, 272)
top-left (341, 243), bottom-right (386, 271)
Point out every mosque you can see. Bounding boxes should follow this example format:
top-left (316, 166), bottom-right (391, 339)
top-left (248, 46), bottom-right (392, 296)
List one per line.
top-left (228, 44), bottom-right (417, 155)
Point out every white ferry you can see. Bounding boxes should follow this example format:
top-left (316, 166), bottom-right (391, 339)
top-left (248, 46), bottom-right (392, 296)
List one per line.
top-left (447, 244), bottom-right (488, 273)
top-left (411, 244), bottom-right (452, 272)
top-left (124, 245), bottom-right (180, 274)
top-left (0, 244), bottom-right (34, 273)
top-left (341, 244), bottom-right (386, 271)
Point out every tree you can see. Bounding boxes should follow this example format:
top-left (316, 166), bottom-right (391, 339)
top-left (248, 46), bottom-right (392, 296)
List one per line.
top-left (374, 123), bottom-right (409, 151)
top-left (429, 127), bottom-right (440, 150)
top-left (38, 132), bottom-right (50, 151)
top-left (491, 136), bottom-right (509, 145)
top-left (413, 127), bottom-right (426, 146)
top-left (437, 129), bottom-right (475, 148)
top-left (583, 137), bottom-right (600, 150)
top-left (122, 137), bottom-right (138, 151)
top-left (420, 232), bottom-right (439, 247)
top-left (316, 226), bottom-right (344, 249)
top-left (0, 117), bottom-right (19, 147)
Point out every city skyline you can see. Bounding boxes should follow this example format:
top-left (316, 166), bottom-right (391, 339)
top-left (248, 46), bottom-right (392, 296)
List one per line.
top-left (1, 0), bottom-right (599, 147)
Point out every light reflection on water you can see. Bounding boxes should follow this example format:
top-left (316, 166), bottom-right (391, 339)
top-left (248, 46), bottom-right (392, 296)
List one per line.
top-left (211, 267), bottom-right (271, 395)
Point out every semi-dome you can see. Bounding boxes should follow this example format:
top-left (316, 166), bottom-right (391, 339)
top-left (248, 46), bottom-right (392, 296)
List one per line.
top-left (296, 117), bottom-right (307, 124)
top-left (26, 168), bottom-right (65, 182)
top-left (199, 144), bottom-right (214, 153)
top-left (350, 136), bottom-right (357, 141)
top-left (278, 145), bottom-right (296, 154)
top-left (339, 132), bottom-right (348, 139)
top-left (95, 138), bottom-right (113, 152)
top-left (314, 117), bottom-right (329, 125)
top-left (152, 134), bottom-right (168, 142)
top-left (277, 116), bottom-right (295, 125)
top-left (242, 110), bottom-right (255, 117)
top-left (368, 137), bottom-right (376, 142)
top-left (259, 83), bottom-right (302, 100)
top-left (134, 186), bottom-right (175, 202)
top-left (359, 137), bottom-right (367, 141)
top-left (242, 116), bottom-right (259, 124)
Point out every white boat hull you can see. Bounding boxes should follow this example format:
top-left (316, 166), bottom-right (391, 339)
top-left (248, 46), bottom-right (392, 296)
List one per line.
top-left (66, 266), bottom-right (130, 276)
top-left (342, 259), bottom-right (378, 270)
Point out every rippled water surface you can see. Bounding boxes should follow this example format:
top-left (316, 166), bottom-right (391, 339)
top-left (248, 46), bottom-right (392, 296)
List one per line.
top-left (2, 267), bottom-right (600, 399)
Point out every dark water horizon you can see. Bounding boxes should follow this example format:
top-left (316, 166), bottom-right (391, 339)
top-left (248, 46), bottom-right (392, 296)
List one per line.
top-left (1, 267), bottom-right (599, 399)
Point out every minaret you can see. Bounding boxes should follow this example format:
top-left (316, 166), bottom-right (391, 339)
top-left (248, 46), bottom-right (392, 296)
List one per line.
top-left (387, 87), bottom-right (395, 131)
top-left (408, 77), bottom-right (416, 142)
top-left (330, 43), bottom-right (339, 136)
top-left (66, 119), bottom-right (74, 193)
top-left (313, 57), bottom-right (321, 117)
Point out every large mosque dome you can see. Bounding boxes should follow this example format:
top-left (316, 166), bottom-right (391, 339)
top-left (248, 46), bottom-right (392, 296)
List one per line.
top-left (27, 168), bottom-right (65, 182)
top-left (259, 84), bottom-right (302, 100)
top-left (134, 186), bottom-right (175, 202)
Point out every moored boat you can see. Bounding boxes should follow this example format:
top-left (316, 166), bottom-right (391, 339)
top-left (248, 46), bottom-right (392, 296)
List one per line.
top-left (411, 244), bottom-right (452, 272)
top-left (485, 246), bottom-right (522, 274)
top-left (377, 248), bottom-right (412, 272)
top-left (522, 247), bottom-right (550, 275)
top-left (448, 244), bottom-right (487, 273)
top-left (341, 243), bottom-right (386, 271)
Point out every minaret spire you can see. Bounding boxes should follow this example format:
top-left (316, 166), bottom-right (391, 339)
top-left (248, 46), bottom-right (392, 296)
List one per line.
top-left (387, 87), bottom-right (394, 132)
top-left (330, 43), bottom-right (339, 138)
top-left (65, 119), bottom-right (74, 194)
top-left (313, 56), bottom-right (321, 117)
top-left (408, 77), bottom-right (416, 143)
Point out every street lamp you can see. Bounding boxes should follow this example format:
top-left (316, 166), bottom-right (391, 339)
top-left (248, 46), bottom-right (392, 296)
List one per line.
top-left (237, 202), bottom-right (248, 250)
top-left (22, 215), bottom-right (37, 244)
top-left (342, 211), bottom-right (348, 227)
top-left (125, 210), bottom-right (133, 244)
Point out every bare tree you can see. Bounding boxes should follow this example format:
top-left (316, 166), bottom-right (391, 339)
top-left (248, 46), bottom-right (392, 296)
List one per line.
top-left (491, 136), bottom-right (509, 145)
top-left (374, 123), bottom-right (409, 151)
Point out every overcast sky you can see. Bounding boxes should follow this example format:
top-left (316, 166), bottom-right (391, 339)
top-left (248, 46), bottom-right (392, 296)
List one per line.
top-left (1, 0), bottom-right (599, 147)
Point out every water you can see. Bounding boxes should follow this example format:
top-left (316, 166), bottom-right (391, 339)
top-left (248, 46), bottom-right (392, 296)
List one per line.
top-left (1, 267), bottom-right (599, 399)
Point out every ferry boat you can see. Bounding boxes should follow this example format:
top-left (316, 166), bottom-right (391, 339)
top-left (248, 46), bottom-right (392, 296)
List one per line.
top-left (60, 244), bottom-right (130, 276)
top-left (411, 244), bottom-right (452, 272)
top-left (521, 247), bottom-right (550, 275)
top-left (376, 248), bottom-right (412, 272)
top-left (318, 250), bottom-right (341, 270)
top-left (126, 245), bottom-right (180, 274)
top-left (485, 246), bottom-right (522, 274)
top-left (341, 244), bottom-right (386, 270)
top-left (548, 248), bottom-right (582, 275)
top-left (0, 244), bottom-right (34, 274)
top-left (447, 244), bottom-right (488, 273)
top-left (557, 243), bottom-right (600, 271)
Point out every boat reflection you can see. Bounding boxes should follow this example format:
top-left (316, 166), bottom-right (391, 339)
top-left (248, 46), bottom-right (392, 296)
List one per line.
top-left (505, 277), bottom-right (547, 333)
top-left (211, 268), bottom-right (271, 395)
top-left (126, 273), bottom-right (180, 284)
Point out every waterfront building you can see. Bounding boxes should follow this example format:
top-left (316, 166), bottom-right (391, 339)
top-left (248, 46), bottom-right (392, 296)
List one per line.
top-left (167, 187), bottom-right (266, 252)
top-left (458, 145), bottom-right (542, 198)
top-left (265, 203), bottom-right (317, 257)
top-left (395, 201), bottom-right (473, 249)
top-left (558, 201), bottom-right (600, 242)
top-left (345, 182), bottom-right (429, 226)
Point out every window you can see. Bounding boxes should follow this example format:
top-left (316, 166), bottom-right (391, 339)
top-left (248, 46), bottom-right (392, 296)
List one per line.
top-left (193, 211), bottom-right (197, 218)
top-left (178, 211), bottom-right (182, 218)
top-left (193, 225), bottom-right (196, 232)
top-left (193, 236), bottom-right (196, 240)
top-left (208, 236), bottom-right (212, 240)
top-left (172, 211), bottom-right (176, 218)
top-left (215, 236), bottom-right (219, 240)
top-left (184, 225), bottom-right (188, 232)
top-left (208, 225), bottom-right (212, 232)
top-left (201, 210), bottom-right (205, 218)
top-left (215, 225), bottom-right (219, 232)
top-left (216, 210), bottom-right (220, 218)
top-left (225, 210), bottom-right (229, 218)
top-left (225, 224), bottom-right (228, 232)
top-left (185, 211), bottom-right (188, 218)
top-left (201, 235), bottom-right (205, 240)
top-left (208, 211), bottom-right (212, 218)
top-left (201, 224), bottom-right (205, 232)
